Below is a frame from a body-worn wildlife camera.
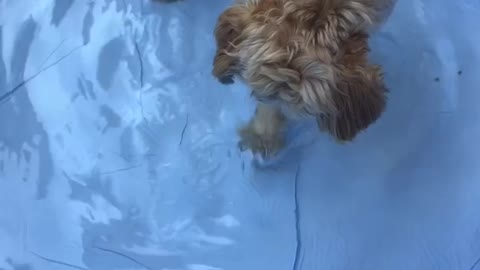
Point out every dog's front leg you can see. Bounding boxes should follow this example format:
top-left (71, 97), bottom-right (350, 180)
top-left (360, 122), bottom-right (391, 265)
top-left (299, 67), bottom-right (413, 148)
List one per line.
top-left (238, 103), bottom-right (287, 159)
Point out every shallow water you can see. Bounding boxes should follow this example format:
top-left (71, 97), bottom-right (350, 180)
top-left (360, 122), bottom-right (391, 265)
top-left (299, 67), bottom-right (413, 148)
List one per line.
top-left (1, 0), bottom-right (480, 269)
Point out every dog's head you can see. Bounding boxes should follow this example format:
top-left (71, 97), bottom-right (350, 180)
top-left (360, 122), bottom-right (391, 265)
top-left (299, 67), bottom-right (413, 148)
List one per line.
top-left (213, 0), bottom-right (387, 141)
top-left (211, 4), bottom-right (249, 84)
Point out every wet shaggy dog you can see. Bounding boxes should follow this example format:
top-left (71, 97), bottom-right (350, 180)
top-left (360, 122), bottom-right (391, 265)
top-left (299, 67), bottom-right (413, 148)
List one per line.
top-left (212, 0), bottom-right (396, 158)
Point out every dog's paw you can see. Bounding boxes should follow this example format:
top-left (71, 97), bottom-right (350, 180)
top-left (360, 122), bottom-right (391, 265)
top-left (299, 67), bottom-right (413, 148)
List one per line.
top-left (238, 124), bottom-right (285, 159)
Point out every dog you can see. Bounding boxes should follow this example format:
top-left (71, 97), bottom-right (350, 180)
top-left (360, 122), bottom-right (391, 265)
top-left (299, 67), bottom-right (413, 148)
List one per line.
top-left (212, 0), bottom-right (396, 158)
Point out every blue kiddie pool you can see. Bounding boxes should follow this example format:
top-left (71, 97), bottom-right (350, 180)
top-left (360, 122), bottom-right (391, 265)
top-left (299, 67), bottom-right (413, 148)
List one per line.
top-left (1, 0), bottom-right (480, 269)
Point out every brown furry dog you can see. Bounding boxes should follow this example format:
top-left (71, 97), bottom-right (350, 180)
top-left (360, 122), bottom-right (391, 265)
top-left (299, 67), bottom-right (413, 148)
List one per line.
top-left (213, 0), bottom-right (395, 158)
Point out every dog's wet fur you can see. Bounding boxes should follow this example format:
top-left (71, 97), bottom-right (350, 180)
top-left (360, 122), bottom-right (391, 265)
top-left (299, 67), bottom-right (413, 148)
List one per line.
top-left (213, 0), bottom-right (395, 158)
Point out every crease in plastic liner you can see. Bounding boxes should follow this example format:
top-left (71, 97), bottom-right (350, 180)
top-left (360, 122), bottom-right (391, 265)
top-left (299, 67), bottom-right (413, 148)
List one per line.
top-left (1, 0), bottom-right (480, 269)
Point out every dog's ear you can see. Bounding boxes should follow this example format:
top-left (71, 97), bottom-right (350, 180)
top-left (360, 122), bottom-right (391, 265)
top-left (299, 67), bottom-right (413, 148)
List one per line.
top-left (212, 6), bottom-right (247, 84)
top-left (312, 32), bottom-right (387, 141)
top-left (318, 63), bottom-right (387, 142)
